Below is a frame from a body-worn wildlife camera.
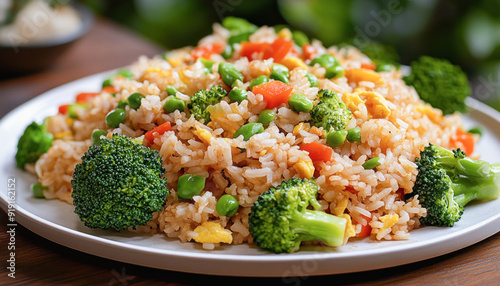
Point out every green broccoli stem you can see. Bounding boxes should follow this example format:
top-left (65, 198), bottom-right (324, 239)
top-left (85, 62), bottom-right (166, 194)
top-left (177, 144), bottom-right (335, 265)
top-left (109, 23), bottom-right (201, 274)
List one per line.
top-left (451, 164), bottom-right (500, 204)
top-left (290, 209), bottom-right (346, 247)
top-left (434, 145), bottom-right (489, 178)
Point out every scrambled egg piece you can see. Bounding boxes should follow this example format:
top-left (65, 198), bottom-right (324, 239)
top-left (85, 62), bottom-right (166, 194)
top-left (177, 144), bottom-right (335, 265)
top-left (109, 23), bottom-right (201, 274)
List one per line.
top-left (345, 68), bottom-right (383, 84)
top-left (193, 222), bottom-right (233, 244)
top-left (144, 68), bottom-right (172, 78)
top-left (293, 159), bottom-right (315, 179)
top-left (193, 126), bottom-right (212, 145)
top-left (416, 105), bottom-right (443, 124)
top-left (343, 91), bottom-right (391, 119)
top-left (277, 28), bottom-right (292, 40)
top-left (53, 130), bottom-right (73, 140)
top-left (331, 196), bottom-right (349, 216)
top-left (340, 214), bottom-right (356, 241)
top-left (378, 214), bottom-right (399, 234)
top-left (281, 57), bottom-right (308, 71)
top-left (292, 122), bottom-right (310, 136)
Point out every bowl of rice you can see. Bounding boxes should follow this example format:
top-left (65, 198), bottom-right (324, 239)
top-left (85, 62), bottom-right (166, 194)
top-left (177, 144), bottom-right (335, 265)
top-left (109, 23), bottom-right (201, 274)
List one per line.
top-left (0, 0), bottom-right (93, 74)
top-left (14, 16), bottom-right (498, 257)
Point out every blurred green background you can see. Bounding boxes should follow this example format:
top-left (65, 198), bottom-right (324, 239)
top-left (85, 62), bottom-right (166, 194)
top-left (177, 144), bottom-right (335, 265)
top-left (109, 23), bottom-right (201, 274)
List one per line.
top-left (79, 0), bottom-right (500, 110)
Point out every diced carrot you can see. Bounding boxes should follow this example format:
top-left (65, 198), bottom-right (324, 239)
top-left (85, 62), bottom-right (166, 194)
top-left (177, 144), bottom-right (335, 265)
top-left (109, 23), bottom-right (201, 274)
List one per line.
top-left (191, 43), bottom-right (224, 60)
top-left (299, 142), bottom-right (333, 162)
top-left (58, 104), bottom-right (70, 115)
top-left (302, 43), bottom-right (317, 60)
top-left (240, 42), bottom-right (270, 60)
top-left (263, 38), bottom-right (293, 63)
top-left (361, 62), bottom-right (376, 70)
top-left (357, 215), bottom-right (372, 238)
top-left (450, 128), bottom-right (475, 156)
top-left (144, 121), bottom-right (172, 143)
top-left (252, 80), bottom-right (293, 109)
top-left (76, 92), bottom-right (99, 103)
top-left (102, 86), bottom-right (116, 94)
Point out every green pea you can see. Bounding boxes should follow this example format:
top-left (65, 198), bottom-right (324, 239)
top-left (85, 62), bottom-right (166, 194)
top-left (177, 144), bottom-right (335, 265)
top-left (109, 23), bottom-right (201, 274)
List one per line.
top-left (257, 109), bottom-right (276, 127)
top-left (165, 85), bottom-right (179, 96)
top-left (218, 62), bottom-right (244, 87)
top-left (68, 103), bottom-right (86, 119)
top-left (292, 30), bottom-right (309, 47)
top-left (222, 17), bottom-right (257, 34)
top-left (199, 58), bottom-right (215, 73)
top-left (163, 97), bottom-right (186, 113)
top-left (310, 53), bottom-right (338, 68)
top-left (324, 65), bottom-right (345, 79)
top-left (102, 78), bottom-right (113, 88)
top-left (305, 73), bottom-right (319, 87)
top-left (363, 157), bottom-right (381, 169)
top-left (467, 126), bottom-right (482, 137)
top-left (117, 100), bottom-right (128, 109)
top-left (375, 63), bottom-right (392, 72)
top-left (228, 32), bottom-right (252, 45)
top-left (105, 108), bottom-right (126, 128)
top-left (91, 129), bottom-right (107, 145)
top-left (271, 63), bottom-right (290, 84)
top-left (128, 92), bottom-right (144, 110)
top-left (177, 174), bottom-right (206, 200)
top-left (216, 194), bottom-right (239, 217)
top-left (346, 128), bottom-right (361, 143)
top-left (288, 94), bottom-right (313, 113)
top-left (228, 87), bottom-right (248, 103)
top-left (326, 130), bottom-right (348, 148)
top-left (221, 44), bottom-right (233, 60)
top-left (249, 75), bottom-right (269, 91)
top-left (31, 182), bottom-right (47, 199)
top-left (117, 69), bottom-right (134, 79)
top-left (234, 123), bottom-right (264, 141)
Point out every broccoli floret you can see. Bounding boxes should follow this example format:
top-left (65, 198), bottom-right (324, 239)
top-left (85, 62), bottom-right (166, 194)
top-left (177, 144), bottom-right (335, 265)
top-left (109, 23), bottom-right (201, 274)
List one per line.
top-left (310, 89), bottom-right (352, 132)
top-left (411, 144), bottom-right (500, 226)
top-left (15, 121), bottom-right (54, 170)
top-left (249, 178), bottom-right (347, 253)
top-left (352, 40), bottom-right (400, 70)
top-left (403, 56), bottom-right (470, 115)
top-left (71, 134), bottom-right (169, 231)
top-left (188, 85), bottom-right (227, 123)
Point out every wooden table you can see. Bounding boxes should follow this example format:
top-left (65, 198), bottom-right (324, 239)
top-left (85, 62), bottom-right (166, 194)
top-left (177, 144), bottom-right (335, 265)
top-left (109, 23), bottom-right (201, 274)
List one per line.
top-left (1, 18), bottom-right (499, 285)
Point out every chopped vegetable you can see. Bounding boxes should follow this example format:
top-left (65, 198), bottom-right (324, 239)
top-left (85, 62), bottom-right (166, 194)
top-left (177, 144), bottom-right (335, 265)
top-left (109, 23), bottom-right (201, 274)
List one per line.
top-left (177, 174), bottom-right (206, 200)
top-left (450, 128), bottom-right (475, 156)
top-left (144, 121), bottom-right (172, 143)
top-left (234, 123), bottom-right (264, 141)
top-left (257, 109), bottom-right (276, 127)
top-left (15, 121), bottom-right (54, 170)
top-left (363, 157), bottom-right (381, 169)
top-left (188, 85), bottom-right (227, 123)
top-left (252, 80), bottom-right (294, 109)
top-left (300, 142), bottom-right (333, 162)
top-left (288, 94), bottom-right (313, 113)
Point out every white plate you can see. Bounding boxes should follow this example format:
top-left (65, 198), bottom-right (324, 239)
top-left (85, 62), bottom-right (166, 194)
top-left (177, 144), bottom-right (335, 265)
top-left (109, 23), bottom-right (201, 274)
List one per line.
top-left (1, 72), bottom-right (499, 277)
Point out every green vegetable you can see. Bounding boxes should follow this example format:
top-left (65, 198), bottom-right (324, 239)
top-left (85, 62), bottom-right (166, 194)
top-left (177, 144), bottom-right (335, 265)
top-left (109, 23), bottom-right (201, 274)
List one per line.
top-left (467, 126), bottom-right (482, 137)
top-left (310, 53), bottom-right (338, 68)
top-left (177, 174), bottom-right (206, 200)
top-left (288, 94), bottom-right (313, 113)
top-left (228, 32), bottom-right (252, 45)
top-left (249, 75), bottom-right (269, 90)
top-left (346, 127), bottom-right (361, 143)
top-left (71, 134), bottom-right (169, 230)
top-left (68, 103), bottom-right (86, 119)
top-left (221, 44), bottom-right (233, 60)
top-left (270, 63), bottom-right (290, 84)
top-left (352, 40), bottom-right (400, 70)
top-left (310, 89), bottom-right (352, 132)
top-left (305, 73), bottom-right (319, 87)
top-left (165, 85), bottom-right (180, 96)
top-left (31, 182), bottom-right (47, 199)
top-left (249, 178), bottom-right (347, 253)
top-left (117, 100), bottom-right (128, 109)
top-left (163, 97), bottom-right (186, 113)
top-left (410, 144), bottom-right (500, 227)
top-left (105, 108), bottom-right (126, 128)
top-left (228, 87), bottom-right (248, 103)
top-left (292, 30), bottom-right (309, 47)
top-left (199, 58), bottom-right (215, 73)
top-left (324, 65), bottom-right (345, 79)
top-left (218, 62), bottom-right (244, 87)
top-left (222, 17), bottom-right (258, 34)
top-left (127, 92), bottom-right (144, 110)
top-left (376, 63), bottom-right (392, 72)
top-left (187, 85), bottom-right (227, 123)
top-left (326, 130), bottom-right (348, 148)
top-left (234, 123), bottom-right (264, 141)
top-left (91, 129), bottom-right (107, 145)
top-left (362, 157), bottom-right (381, 169)
top-left (102, 69), bottom-right (134, 88)
top-left (15, 121), bottom-right (54, 170)
top-left (216, 194), bottom-right (239, 217)
top-left (403, 56), bottom-right (470, 115)
top-left (257, 109), bottom-right (276, 127)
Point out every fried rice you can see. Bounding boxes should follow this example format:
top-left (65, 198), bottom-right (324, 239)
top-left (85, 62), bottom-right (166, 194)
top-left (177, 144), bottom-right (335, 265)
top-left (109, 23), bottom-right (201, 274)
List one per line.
top-left (31, 22), bottom-right (470, 250)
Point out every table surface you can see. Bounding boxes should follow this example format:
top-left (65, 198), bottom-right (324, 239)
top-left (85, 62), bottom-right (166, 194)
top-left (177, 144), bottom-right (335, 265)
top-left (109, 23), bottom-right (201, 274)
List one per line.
top-left (1, 18), bottom-right (499, 285)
